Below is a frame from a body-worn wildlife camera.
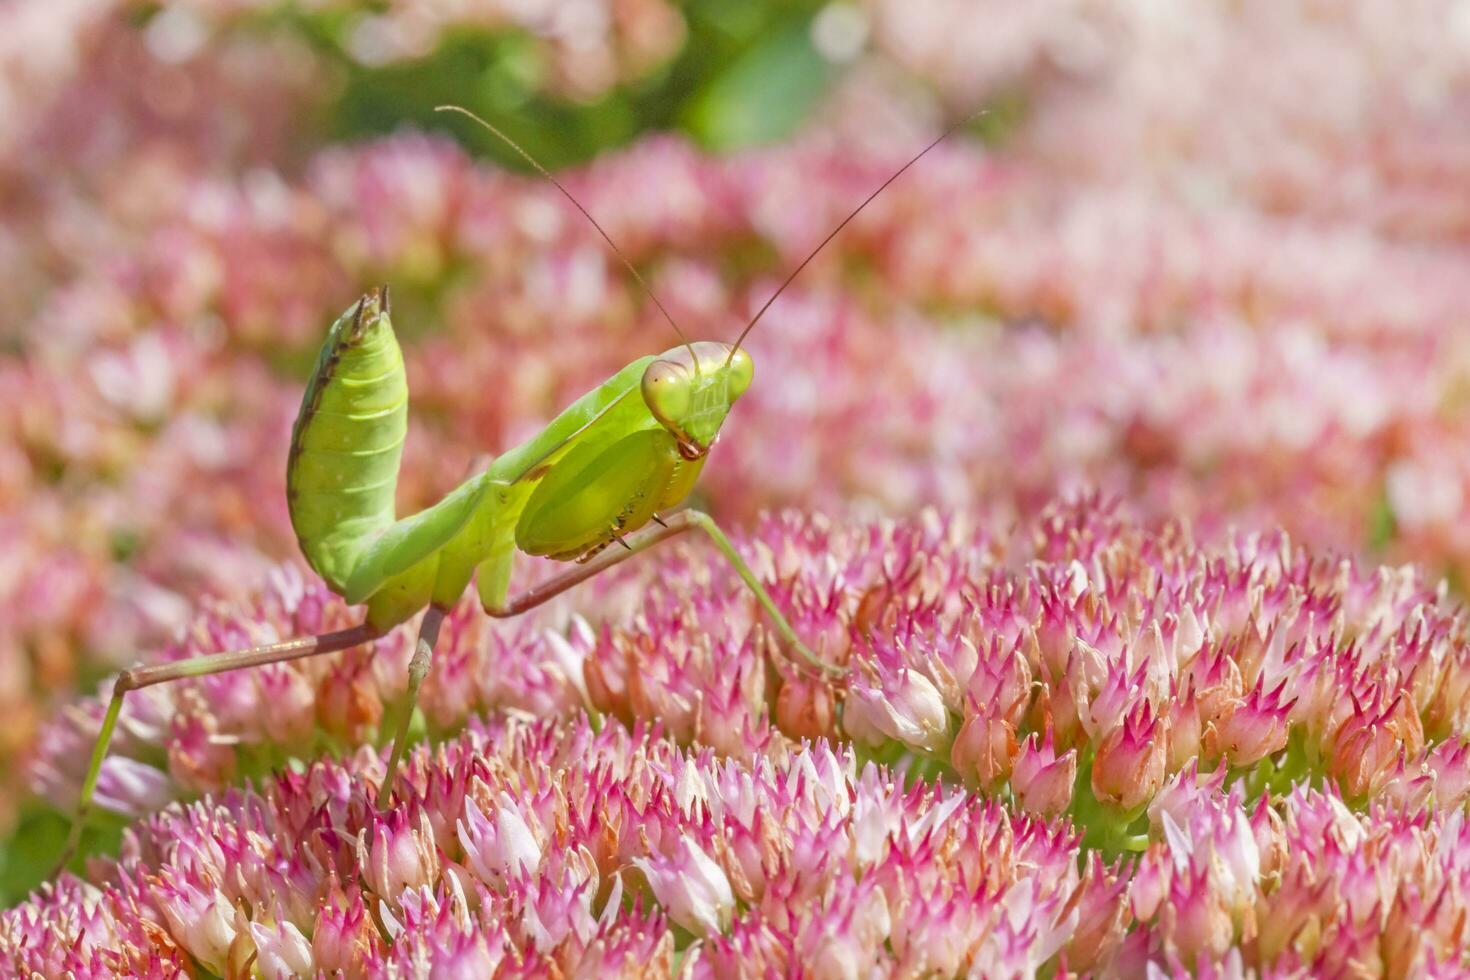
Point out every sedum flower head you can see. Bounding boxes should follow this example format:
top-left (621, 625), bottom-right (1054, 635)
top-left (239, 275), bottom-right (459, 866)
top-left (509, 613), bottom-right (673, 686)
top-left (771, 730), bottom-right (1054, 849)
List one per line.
top-left (16, 500), bottom-right (1470, 972)
top-left (4, 717), bottom-right (1086, 976)
top-left (11, 710), bottom-right (1470, 975)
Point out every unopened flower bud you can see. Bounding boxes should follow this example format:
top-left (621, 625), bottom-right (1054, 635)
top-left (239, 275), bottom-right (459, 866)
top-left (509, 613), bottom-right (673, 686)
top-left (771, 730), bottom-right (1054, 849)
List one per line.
top-left (1092, 704), bottom-right (1166, 812)
top-left (1011, 730), bottom-right (1077, 817)
top-left (950, 713), bottom-right (1015, 789)
top-left (776, 673), bottom-right (837, 740)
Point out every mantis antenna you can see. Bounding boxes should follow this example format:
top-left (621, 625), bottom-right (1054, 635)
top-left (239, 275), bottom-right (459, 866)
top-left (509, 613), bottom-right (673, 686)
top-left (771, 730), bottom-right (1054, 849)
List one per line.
top-left (435, 104), bottom-right (701, 371)
top-left (725, 111), bottom-right (985, 364)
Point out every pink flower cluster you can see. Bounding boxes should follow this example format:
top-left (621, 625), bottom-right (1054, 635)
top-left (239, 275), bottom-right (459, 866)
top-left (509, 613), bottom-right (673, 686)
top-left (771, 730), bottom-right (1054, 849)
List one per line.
top-left (859, 0), bottom-right (1470, 240)
top-left (27, 502), bottom-right (1470, 971)
top-left (11, 707), bottom-right (1470, 975)
top-left (7, 718), bottom-right (1080, 977)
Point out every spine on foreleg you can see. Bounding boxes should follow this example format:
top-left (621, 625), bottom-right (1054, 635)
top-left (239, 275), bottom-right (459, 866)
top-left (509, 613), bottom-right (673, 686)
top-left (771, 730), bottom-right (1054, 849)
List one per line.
top-left (286, 288), bottom-right (408, 596)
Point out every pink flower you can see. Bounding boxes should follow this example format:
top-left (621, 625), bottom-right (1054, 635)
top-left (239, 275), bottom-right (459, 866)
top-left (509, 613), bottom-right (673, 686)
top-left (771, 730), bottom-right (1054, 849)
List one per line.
top-left (457, 794), bottom-right (542, 883)
top-left (166, 712), bottom-right (237, 793)
top-left (843, 666), bottom-right (951, 754)
top-left (633, 835), bottom-right (734, 937)
top-left (92, 756), bottom-right (174, 818)
top-left (1204, 677), bottom-right (1296, 768)
top-left (950, 712), bottom-right (1016, 789)
top-left (1327, 690), bottom-right (1423, 801)
top-left (310, 890), bottom-right (376, 976)
top-left (359, 809), bottom-right (441, 901)
top-left (1010, 730), bottom-right (1077, 817)
top-left (248, 916), bottom-right (313, 980)
top-left (1166, 680), bottom-right (1204, 774)
top-left (1091, 702), bottom-right (1167, 813)
top-left (774, 671), bottom-right (838, 740)
top-left (151, 872), bottom-right (242, 975)
top-left (1066, 854), bottom-right (1131, 972)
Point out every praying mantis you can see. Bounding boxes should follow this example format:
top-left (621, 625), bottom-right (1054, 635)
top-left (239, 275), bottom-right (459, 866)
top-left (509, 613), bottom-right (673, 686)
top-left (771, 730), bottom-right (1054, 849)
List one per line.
top-left (62, 106), bottom-right (968, 862)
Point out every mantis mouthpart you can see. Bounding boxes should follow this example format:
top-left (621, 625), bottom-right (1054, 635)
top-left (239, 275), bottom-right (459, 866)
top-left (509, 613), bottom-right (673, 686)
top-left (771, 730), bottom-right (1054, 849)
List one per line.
top-left (61, 110), bottom-right (974, 869)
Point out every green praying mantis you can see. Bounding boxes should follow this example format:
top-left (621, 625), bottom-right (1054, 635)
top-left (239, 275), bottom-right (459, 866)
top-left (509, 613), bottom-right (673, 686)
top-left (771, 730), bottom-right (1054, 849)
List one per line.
top-left (62, 106), bottom-right (968, 862)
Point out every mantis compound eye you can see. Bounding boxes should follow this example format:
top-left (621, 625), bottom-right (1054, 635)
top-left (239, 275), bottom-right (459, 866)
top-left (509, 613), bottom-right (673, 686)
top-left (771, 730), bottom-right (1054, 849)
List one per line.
top-left (641, 358), bottom-right (692, 430)
top-left (725, 347), bottom-right (754, 400)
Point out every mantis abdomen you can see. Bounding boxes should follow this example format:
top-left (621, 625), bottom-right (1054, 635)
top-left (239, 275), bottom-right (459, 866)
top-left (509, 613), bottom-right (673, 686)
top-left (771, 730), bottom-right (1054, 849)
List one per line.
top-left (286, 288), bottom-right (408, 597)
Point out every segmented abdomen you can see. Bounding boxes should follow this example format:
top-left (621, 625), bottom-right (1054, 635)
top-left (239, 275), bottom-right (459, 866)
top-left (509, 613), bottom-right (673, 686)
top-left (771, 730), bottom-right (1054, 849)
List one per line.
top-left (286, 289), bottom-right (407, 596)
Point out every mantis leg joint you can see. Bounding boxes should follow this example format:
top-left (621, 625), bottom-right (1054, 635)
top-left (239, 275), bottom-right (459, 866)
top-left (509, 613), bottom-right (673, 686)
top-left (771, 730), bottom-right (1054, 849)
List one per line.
top-left (407, 606), bottom-right (448, 686)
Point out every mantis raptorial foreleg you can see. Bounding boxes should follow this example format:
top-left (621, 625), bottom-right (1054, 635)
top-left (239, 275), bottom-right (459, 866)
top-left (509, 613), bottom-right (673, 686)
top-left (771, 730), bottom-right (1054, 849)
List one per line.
top-left (481, 508), bottom-right (836, 675)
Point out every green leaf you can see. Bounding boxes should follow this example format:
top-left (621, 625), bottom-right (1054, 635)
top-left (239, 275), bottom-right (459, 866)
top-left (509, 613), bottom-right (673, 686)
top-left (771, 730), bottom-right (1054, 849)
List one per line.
top-left (1, 802), bottom-right (125, 905)
top-left (683, 21), bottom-right (834, 151)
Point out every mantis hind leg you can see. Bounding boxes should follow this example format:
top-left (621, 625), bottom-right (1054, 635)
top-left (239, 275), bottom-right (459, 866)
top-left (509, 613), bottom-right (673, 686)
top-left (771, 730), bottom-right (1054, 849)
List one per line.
top-left (59, 623), bottom-right (379, 871)
top-left (484, 509), bottom-right (842, 676)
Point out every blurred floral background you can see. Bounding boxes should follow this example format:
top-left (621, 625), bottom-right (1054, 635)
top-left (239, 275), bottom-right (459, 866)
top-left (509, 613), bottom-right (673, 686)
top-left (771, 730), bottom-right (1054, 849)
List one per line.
top-left (5, 0), bottom-right (1470, 974)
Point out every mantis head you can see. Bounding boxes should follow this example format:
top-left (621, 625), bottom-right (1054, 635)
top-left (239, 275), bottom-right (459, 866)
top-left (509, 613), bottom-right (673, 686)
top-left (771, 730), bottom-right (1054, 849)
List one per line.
top-left (642, 341), bottom-right (753, 459)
